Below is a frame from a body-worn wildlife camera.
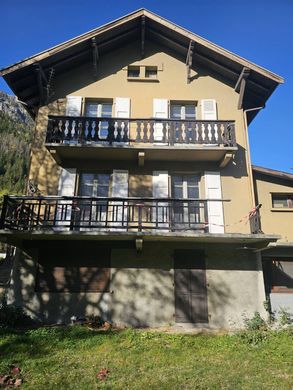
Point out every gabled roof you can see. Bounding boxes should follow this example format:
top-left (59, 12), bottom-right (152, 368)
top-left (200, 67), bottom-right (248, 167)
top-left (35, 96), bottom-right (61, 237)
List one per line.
top-left (0, 8), bottom-right (284, 119)
top-left (252, 165), bottom-right (293, 182)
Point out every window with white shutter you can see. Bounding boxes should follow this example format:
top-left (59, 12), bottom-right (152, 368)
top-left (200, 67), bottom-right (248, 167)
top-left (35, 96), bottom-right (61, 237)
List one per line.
top-left (111, 169), bottom-right (129, 230)
top-left (66, 96), bottom-right (82, 117)
top-left (55, 168), bottom-right (76, 229)
top-left (153, 171), bottom-right (169, 230)
top-left (201, 99), bottom-right (217, 120)
top-left (153, 99), bottom-right (168, 142)
top-left (204, 171), bottom-right (224, 233)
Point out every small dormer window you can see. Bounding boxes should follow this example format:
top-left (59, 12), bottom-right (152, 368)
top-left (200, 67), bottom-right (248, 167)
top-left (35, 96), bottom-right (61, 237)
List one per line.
top-left (127, 66), bottom-right (140, 78)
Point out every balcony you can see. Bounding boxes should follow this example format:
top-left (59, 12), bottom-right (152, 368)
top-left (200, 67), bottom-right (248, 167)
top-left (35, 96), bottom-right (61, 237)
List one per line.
top-left (0, 196), bottom-right (261, 236)
top-left (45, 116), bottom-right (237, 165)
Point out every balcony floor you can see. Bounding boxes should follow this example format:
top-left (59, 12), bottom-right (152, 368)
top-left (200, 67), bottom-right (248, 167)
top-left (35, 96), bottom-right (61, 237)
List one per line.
top-left (46, 143), bottom-right (238, 165)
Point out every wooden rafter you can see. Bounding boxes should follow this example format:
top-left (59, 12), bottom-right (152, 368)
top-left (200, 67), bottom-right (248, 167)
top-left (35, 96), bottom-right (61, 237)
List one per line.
top-left (141, 15), bottom-right (145, 58)
top-left (34, 63), bottom-right (55, 105)
top-left (186, 40), bottom-right (195, 84)
top-left (91, 37), bottom-right (99, 77)
top-left (235, 67), bottom-right (250, 109)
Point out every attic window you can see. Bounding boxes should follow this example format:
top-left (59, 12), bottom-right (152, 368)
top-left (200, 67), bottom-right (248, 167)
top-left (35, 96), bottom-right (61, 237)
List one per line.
top-left (145, 66), bottom-right (157, 79)
top-left (128, 66), bottom-right (140, 78)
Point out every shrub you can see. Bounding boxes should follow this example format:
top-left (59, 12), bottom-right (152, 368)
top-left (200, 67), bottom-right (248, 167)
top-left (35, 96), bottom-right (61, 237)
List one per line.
top-left (243, 312), bottom-right (267, 331)
top-left (0, 294), bottom-right (33, 327)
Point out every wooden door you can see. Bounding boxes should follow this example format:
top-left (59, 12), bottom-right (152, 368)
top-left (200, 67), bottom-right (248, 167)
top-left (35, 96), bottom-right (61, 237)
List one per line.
top-left (174, 250), bottom-right (208, 323)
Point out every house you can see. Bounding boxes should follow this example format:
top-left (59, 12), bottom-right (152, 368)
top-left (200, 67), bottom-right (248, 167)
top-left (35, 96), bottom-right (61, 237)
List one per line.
top-left (252, 166), bottom-right (293, 316)
top-left (0, 9), bottom-right (289, 328)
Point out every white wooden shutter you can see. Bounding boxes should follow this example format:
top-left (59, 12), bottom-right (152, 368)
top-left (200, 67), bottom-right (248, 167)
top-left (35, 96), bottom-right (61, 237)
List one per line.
top-left (204, 172), bottom-right (224, 233)
top-left (201, 99), bottom-right (217, 120)
top-left (111, 170), bottom-right (129, 229)
top-left (56, 168), bottom-right (76, 229)
top-left (115, 97), bottom-right (130, 118)
top-left (153, 99), bottom-right (168, 142)
top-left (66, 96), bottom-right (82, 116)
top-left (115, 97), bottom-right (130, 143)
top-left (153, 171), bottom-right (169, 230)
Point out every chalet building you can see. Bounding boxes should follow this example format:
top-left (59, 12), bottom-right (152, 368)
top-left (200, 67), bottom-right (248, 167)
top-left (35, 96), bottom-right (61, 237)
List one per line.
top-left (0, 9), bottom-right (291, 328)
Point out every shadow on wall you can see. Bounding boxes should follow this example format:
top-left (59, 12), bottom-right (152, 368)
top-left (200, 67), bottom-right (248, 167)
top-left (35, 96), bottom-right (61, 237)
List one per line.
top-left (5, 242), bottom-right (245, 328)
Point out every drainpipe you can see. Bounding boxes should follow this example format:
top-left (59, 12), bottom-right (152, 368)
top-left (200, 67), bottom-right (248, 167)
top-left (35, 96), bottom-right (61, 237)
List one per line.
top-left (243, 106), bottom-right (264, 210)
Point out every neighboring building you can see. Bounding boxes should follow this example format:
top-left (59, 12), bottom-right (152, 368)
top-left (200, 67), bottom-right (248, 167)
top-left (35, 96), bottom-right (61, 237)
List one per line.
top-left (0, 9), bottom-right (288, 328)
top-left (253, 166), bottom-right (293, 315)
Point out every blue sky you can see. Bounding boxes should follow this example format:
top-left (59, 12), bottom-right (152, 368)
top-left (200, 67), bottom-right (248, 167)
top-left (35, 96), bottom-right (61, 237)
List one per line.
top-left (1, 0), bottom-right (292, 172)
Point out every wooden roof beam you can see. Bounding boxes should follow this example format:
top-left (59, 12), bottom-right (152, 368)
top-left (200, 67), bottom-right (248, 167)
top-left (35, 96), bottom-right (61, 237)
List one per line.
top-left (141, 15), bottom-right (145, 58)
top-left (235, 67), bottom-right (250, 109)
top-left (91, 37), bottom-right (99, 78)
top-left (186, 40), bottom-right (195, 84)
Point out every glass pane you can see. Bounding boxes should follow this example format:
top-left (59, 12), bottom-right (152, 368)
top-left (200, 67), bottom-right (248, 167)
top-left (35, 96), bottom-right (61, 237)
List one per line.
top-left (185, 105), bottom-right (196, 119)
top-left (145, 68), bottom-right (157, 78)
top-left (85, 104), bottom-right (98, 117)
top-left (170, 106), bottom-right (181, 119)
top-left (172, 175), bottom-right (183, 186)
top-left (101, 104), bottom-right (112, 117)
top-left (187, 186), bottom-right (199, 199)
top-left (272, 195), bottom-right (288, 208)
top-left (128, 67), bottom-right (140, 77)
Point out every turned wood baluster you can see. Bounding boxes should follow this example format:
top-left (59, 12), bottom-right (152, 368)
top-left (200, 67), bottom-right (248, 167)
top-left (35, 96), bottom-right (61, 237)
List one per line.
top-left (210, 122), bottom-right (217, 143)
top-left (143, 121), bottom-right (148, 143)
top-left (178, 121), bottom-right (183, 143)
top-left (123, 120), bottom-right (129, 142)
top-left (191, 122), bottom-right (196, 143)
top-left (149, 120), bottom-right (154, 143)
top-left (162, 121), bottom-right (167, 143)
top-left (197, 122), bottom-right (203, 144)
top-left (136, 120), bottom-right (142, 142)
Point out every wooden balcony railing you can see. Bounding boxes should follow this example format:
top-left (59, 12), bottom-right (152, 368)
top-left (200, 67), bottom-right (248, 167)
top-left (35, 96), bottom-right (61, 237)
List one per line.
top-left (46, 116), bottom-right (236, 147)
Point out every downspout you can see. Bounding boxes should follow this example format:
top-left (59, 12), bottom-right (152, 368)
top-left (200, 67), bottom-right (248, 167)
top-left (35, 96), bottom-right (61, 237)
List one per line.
top-left (243, 106), bottom-right (264, 209)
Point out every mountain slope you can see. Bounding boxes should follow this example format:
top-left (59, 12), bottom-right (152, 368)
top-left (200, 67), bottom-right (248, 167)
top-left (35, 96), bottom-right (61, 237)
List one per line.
top-left (0, 91), bottom-right (34, 196)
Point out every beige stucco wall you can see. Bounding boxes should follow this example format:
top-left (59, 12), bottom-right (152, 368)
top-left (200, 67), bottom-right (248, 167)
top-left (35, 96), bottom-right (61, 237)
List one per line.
top-left (254, 174), bottom-right (293, 242)
top-left (7, 242), bottom-right (267, 329)
top-left (28, 40), bottom-right (255, 234)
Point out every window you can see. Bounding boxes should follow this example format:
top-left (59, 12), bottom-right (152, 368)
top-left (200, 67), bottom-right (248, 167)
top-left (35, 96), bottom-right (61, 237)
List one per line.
top-left (272, 194), bottom-right (293, 209)
top-left (85, 101), bottom-right (112, 139)
top-left (170, 103), bottom-right (196, 120)
top-left (35, 247), bottom-right (110, 293)
top-left (127, 66), bottom-right (140, 78)
top-left (145, 66), bottom-right (157, 79)
top-left (263, 258), bottom-right (293, 293)
top-left (171, 175), bottom-right (201, 229)
top-left (79, 173), bottom-right (111, 225)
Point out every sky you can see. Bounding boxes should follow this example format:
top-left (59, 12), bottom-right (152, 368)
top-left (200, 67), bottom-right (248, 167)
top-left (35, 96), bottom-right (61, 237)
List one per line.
top-left (0, 0), bottom-right (292, 173)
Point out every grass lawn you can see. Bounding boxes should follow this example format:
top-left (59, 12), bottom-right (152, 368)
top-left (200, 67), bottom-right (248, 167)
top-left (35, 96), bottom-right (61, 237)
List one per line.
top-left (0, 326), bottom-right (292, 389)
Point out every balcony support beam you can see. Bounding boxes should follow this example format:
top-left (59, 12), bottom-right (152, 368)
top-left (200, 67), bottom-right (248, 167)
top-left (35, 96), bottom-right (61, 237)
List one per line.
top-left (138, 151), bottom-right (145, 167)
top-left (219, 152), bottom-right (234, 168)
top-left (186, 40), bottom-right (195, 84)
top-left (136, 238), bottom-right (143, 252)
top-left (235, 67), bottom-right (250, 109)
top-left (141, 15), bottom-right (145, 58)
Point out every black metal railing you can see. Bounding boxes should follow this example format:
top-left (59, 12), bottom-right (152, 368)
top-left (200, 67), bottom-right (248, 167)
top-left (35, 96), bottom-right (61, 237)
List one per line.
top-left (0, 196), bottom-right (210, 233)
top-left (46, 116), bottom-right (236, 147)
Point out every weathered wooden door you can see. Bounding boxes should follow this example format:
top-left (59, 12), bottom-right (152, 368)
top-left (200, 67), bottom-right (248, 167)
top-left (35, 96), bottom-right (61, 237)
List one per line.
top-left (174, 250), bottom-right (208, 323)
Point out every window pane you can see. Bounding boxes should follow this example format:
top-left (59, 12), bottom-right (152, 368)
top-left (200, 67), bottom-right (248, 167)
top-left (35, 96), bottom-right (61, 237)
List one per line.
top-left (145, 67), bottom-right (157, 79)
top-left (272, 194), bottom-right (292, 208)
top-left (128, 66), bottom-right (140, 77)
top-left (101, 104), bottom-right (112, 117)
top-left (170, 106), bottom-right (181, 119)
top-left (85, 104), bottom-right (98, 117)
top-left (185, 105), bottom-right (196, 119)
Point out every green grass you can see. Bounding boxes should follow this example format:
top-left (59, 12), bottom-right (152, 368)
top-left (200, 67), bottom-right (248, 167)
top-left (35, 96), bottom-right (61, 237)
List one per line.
top-left (0, 326), bottom-right (292, 389)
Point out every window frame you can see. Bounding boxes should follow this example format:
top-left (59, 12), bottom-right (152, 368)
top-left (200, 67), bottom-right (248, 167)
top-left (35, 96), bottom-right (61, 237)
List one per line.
top-left (271, 193), bottom-right (293, 209)
top-left (170, 101), bottom-right (197, 120)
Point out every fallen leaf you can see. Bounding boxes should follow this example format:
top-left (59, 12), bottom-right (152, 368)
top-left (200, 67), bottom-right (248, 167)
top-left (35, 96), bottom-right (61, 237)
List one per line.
top-left (11, 367), bottom-right (21, 376)
top-left (96, 368), bottom-right (110, 381)
top-left (14, 378), bottom-right (23, 387)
